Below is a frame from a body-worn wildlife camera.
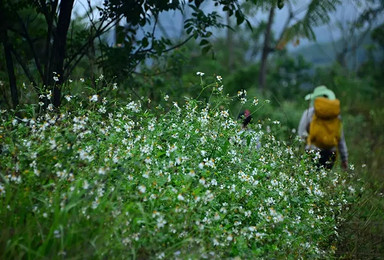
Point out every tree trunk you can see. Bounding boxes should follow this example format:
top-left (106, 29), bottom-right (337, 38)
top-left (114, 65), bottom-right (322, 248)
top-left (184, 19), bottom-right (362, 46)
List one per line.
top-left (0, 1), bottom-right (19, 108)
top-left (227, 12), bottom-right (234, 72)
top-left (11, 46), bottom-right (38, 89)
top-left (1, 31), bottom-right (19, 108)
top-left (336, 50), bottom-right (347, 68)
top-left (258, 5), bottom-right (275, 91)
top-left (49, 0), bottom-right (74, 108)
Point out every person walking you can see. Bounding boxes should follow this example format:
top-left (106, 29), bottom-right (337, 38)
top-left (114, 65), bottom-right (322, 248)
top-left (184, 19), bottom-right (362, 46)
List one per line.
top-left (298, 86), bottom-right (348, 170)
top-left (238, 109), bottom-right (252, 129)
top-left (238, 109), bottom-right (261, 149)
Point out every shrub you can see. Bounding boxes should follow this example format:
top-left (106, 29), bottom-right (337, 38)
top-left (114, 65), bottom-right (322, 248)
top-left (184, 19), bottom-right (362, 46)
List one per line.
top-left (0, 75), bottom-right (358, 259)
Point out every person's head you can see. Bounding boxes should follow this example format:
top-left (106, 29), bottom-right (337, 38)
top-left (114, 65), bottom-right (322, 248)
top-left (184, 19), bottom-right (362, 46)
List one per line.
top-left (305, 85), bottom-right (336, 105)
top-left (238, 109), bottom-right (252, 128)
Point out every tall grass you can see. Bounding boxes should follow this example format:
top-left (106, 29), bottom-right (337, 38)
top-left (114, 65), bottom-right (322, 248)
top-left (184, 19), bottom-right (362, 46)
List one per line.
top-left (0, 74), bottom-right (360, 258)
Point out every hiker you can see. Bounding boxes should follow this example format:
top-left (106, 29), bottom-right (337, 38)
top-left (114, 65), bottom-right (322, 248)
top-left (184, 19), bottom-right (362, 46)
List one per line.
top-left (238, 109), bottom-right (261, 149)
top-left (238, 109), bottom-right (252, 129)
top-left (298, 86), bottom-right (348, 170)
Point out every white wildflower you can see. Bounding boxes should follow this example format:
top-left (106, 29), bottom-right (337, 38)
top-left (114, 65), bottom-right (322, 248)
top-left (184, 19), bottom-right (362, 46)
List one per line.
top-left (65, 95), bottom-right (72, 101)
top-left (98, 106), bottom-right (106, 113)
top-left (188, 170), bottom-right (196, 177)
top-left (0, 184), bottom-right (5, 196)
top-left (237, 89), bottom-right (246, 97)
top-left (157, 217), bottom-right (167, 228)
top-left (177, 194), bottom-right (185, 201)
top-left (98, 167), bottom-right (106, 175)
top-left (89, 95), bottom-right (98, 102)
top-left (54, 230), bottom-right (61, 238)
top-left (198, 162), bottom-right (204, 169)
top-left (220, 110), bottom-right (229, 118)
top-left (83, 180), bottom-right (89, 190)
top-left (138, 185), bottom-right (146, 194)
top-left (196, 71), bottom-right (205, 76)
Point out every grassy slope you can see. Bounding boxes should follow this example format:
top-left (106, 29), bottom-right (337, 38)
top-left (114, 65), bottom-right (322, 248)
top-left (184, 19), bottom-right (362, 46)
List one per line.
top-left (332, 89), bottom-right (384, 258)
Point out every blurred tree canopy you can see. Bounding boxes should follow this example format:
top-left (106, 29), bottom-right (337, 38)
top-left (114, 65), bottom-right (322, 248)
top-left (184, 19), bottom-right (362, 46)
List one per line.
top-left (0, 0), bottom-right (252, 108)
top-left (0, 0), bottom-right (383, 109)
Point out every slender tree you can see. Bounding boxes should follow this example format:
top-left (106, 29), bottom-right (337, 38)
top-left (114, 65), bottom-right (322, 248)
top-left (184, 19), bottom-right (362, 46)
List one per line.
top-left (1, 0), bottom-right (251, 108)
top-left (49, 0), bottom-right (75, 107)
top-left (0, 31), bottom-right (19, 108)
top-left (249, 0), bottom-right (341, 90)
top-left (0, 0), bottom-right (19, 108)
top-left (258, 5), bottom-right (275, 91)
top-left (330, 0), bottom-right (384, 69)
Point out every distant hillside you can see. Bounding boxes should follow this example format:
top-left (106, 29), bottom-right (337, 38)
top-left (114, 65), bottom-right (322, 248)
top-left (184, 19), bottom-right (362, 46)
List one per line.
top-left (290, 42), bottom-right (336, 66)
top-left (289, 33), bottom-right (379, 69)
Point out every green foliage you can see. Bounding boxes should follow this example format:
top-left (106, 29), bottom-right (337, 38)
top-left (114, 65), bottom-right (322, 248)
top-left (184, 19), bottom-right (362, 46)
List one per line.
top-left (0, 77), bottom-right (359, 258)
top-left (1, 0), bottom-right (253, 108)
top-left (303, 64), bottom-right (384, 256)
top-left (372, 23), bottom-right (384, 47)
top-left (280, 0), bottom-right (340, 44)
top-left (99, 0), bottom-right (248, 80)
top-left (1, 1), bottom-right (384, 254)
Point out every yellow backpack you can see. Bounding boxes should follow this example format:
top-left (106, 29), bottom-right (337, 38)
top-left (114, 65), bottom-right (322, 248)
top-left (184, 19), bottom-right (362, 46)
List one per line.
top-left (307, 97), bottom-right (341, 149)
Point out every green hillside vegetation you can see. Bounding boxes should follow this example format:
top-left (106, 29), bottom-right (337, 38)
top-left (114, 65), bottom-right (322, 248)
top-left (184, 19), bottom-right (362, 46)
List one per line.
top-left (291, 34), bottom-right (381, 69)
top-left (0, 84), bottom-right (361, 258)
top-left (1, 0), bottom-right (384, 258)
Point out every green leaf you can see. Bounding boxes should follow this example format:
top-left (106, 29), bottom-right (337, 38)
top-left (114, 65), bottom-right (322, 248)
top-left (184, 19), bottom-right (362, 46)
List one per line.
top-left (186, 27), bottom-right (193, 34)
top-left (277, 0), bottom-right (285, 9)
top-left (116, 26), bottom-right (126, 44)
top-left (141, 37), bottom-right (149, 48)
top-left (199, 39), bottom-right (209, 46)
top-left (235, 10), bottom-right (244, 25)
top-left (202, 45), bottom-right (211, 54)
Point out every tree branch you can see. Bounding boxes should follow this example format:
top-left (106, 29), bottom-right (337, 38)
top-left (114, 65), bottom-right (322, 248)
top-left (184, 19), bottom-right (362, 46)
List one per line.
top-left (16, 13), bottom-right (45, 80)
top-left (38, 0), bottom-right (57, 84)
top-left (64, 18), bottom-right (118, 74)
top-left (138, 34), bottom-right (194, 55)
top-left (10, 46), bottom-right (39, 93)
top-left (275, 1), bottom-right (294, 47)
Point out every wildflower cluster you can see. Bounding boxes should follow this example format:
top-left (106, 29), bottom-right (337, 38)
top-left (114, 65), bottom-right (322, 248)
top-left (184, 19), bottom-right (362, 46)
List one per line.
top-left (0, 76), bottom-right (359, 259)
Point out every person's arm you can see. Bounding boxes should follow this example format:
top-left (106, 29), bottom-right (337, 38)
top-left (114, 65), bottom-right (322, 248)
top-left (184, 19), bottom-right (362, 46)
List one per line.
top-left (298, 108), bottom-right (313, 141)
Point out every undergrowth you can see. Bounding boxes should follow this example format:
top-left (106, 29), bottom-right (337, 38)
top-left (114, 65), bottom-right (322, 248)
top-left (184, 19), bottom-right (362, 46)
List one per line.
top-left (0, 74), bottom-right (360, 259)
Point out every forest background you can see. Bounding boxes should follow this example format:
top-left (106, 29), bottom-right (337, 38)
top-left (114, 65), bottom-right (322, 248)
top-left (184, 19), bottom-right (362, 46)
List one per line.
top-left (1, 0), bottom-right (384, 258)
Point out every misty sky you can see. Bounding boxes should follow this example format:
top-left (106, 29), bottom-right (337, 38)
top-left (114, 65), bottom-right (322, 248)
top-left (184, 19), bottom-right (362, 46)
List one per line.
top-left (73, 0), bottom-right (379, 48)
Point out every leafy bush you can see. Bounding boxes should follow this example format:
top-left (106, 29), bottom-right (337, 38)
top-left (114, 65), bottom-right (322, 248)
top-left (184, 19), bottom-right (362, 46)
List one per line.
top-left (0, 76), bottom-right (358, 259)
